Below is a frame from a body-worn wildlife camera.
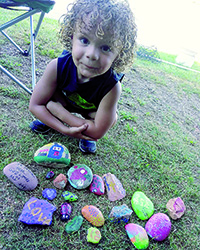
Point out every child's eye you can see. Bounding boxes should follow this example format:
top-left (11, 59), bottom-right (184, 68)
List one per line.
top-left (101, 45), bottom-right (111, 52)
top-left (80, 37), bottom-right (89, 45)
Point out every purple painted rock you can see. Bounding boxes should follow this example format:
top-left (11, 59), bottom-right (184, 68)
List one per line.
top-left (46, 171), bottom-right (55, 179)
top-left (34, 142), bottom-right (71, 167)
top-left (42, 188), bottom-right (57, 200)
top-left (3, 162), bottom-right (38, 191)
top-left (125, 223), bottom-right (149, 249)
top-left (18, 197), bottom-right (57, 225)
top-left (53, 173), bottom-right (67, 189)
top-left (62, 191), bottom-right (78, 202)
top-left (60, 202), bottom-right (72, 221)
top-left (89, 174), bottom-right (105, 195)
top-left (102, 173), bottom-right (126, 201)
top-left (145, 213), bottom-right (171, 241)
top-left (166, 197), bottom-right (186, 220)
top-left (81, 205), bottom-right (105, 227)
top-left (87, 227), bottom-right (101, 244)
top-left (109, 204), bottom-right (133, 223)
top-left (67, 164), bottom-right (93, 189)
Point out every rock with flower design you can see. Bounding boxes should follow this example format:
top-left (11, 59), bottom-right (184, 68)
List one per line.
top-left (89, 174), bottom-right (105, 195)
top-left (81, 205), bottom-right (105, 227)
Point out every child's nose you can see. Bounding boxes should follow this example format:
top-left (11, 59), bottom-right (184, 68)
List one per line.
top-left (86, 45), bottom-right (99, 60)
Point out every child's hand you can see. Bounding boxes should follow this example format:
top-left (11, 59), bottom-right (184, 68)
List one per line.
top-left (65, 124), bottom-right (97, 141)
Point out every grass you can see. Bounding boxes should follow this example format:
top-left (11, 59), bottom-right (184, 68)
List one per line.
top-left (0, 8), bottom-right (200, 250)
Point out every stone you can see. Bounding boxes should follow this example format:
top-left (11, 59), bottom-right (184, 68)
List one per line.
top-left (18, 197), bottom-right (57, 225)
top-left (166, 197), bottom-right (186, 220)
top-left (65, 215), bottom-right (83, 233)
top-left (53, 173), bottom-right (67, 189)
top-left (109, 204), bottom-right (133, 223)
top-left (46, 171), bottom-right (55, 179)
top-left (102, 173), bottom-right (126, 201)
top-left (3, 162), bottom-right (38, 191)
top-left (145, 213), bottom-right (171, 241)
top-left (34, 142), bottom-right (71, 167)
top-left (67, 164), bottom-right (93, 189)
top-left (125, 223), bottom-right (149, 250)
top-left (81, 205), bottom-right (105, 227)
top-left (131, 191), bottom-right (154, 220)
top-left (89, 174), bottom-right (105, 195)
top-left (87, 227), bottom-right (101, 244)
top-left (42, 188), bottom-right (57, 200)
top-left (60, 202), bottom-right (72, 221)
top-left (62, 191), bottom-right (78, 202)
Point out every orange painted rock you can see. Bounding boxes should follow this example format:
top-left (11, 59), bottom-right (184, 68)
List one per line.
top-left (81, 205), bottom-right (105, 227)
top-left (53, 173), bottom-right (67, 189)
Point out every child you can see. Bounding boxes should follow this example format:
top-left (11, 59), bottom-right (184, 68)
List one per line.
top-left (29, 0), bottom-right (137, 153)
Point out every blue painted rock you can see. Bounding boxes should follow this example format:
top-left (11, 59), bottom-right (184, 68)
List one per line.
top-left (145, 213), bottom-right (171, 241)
top-left (60, 202), bottom-right (72, 221)
top-left (81, 205), bottom-right (105, 227)
top-left (87, 227), bottom-right (101, 244)
top-left (53, 173), bottom-right (67, 189)
top-left (18, 197), bottom-right (57, 225)
top-left (125, 223), bottom-right (149, 249)
top-left (131, 191), bottom-right (154, 220)
top-left (65, 215), bottom-right (83, 233)
top-left (3, 162), bottom-right (38, 191)
top-left (34, 142), bottom-right (71, 167)
top-left (109, 204), bottom-right (133, 223)
top-left (102, 173), bottom-right (126, 201)
top-left (89, 174), bottom-right (105, 195)
top-left (62, 191), bottom-right (78, 202)
top-left (46, 171), bottom-right (55, 179)
top-left (166, 197), bottom-right (186, 220)
top-left (42, 188), bottom-right (57, 200)
top-left (67, 164), bottom-right (93, 189)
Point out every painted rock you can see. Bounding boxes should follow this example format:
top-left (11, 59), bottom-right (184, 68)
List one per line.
top-left (145, 213), bottom-right (171, 241)
top-left (65, 215), bottom-right (83, 233)
top-left (46, 171), bottom-right (55, 179)
top-left (67, 164), bottom-right (93, 189)
top-left (131, 191), bottom-right (154, 220)
top-left (62, 191), bottom-right (78, 202)
top-left (102, 173), bottom-right (126, 201)
top-left (81, 205), bottom-right (105, 227)
top-left (125, 223), bottom-right (149, 250)
top-left (166, 197), bottom-right (186, 220)
top-left (60, 202), bottom-right (72, 221)
top-left (109, 204), bottom-right (133, 223)
top-left (18, 197), bottom-right (57, 225)
top-left (87, 227), bottom-right (101, 244)
top-left (42, 188), bottom-right (57, 200)
top-left (34, 142), bottom-right (71, 167)
top-left (3, 162), bottom-right (38, 191)
top-left (53, 173), bottom-right (67, 189)
top-left (89, 174), bottom-right (105, 195)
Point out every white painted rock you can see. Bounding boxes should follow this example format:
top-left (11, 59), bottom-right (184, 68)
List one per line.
top-left (3, 162), bottom-right (38, 191)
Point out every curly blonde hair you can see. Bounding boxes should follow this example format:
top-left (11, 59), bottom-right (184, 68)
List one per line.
top-left (59, 0), bottom-right (137, 72)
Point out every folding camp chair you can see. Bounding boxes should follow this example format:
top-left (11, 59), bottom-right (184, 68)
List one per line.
top-left (0, 0), bottom-right (55, 94)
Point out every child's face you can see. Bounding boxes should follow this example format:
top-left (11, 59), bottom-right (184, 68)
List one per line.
top-left (71, 26), bottom-right (119, 83)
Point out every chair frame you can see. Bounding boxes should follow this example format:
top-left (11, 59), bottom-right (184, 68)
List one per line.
top-left (0, 7), bottom-right (46, 94)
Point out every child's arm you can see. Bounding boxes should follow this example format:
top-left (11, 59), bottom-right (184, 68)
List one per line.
top-left (29, 59), bottom-right (95, 141)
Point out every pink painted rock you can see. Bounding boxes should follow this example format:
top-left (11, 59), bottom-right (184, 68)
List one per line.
top-left (81, 205), bottom-right (105, 227)
top-left (125, 223), bottom-right (149, 249)
top-left (145, 213), bottom-right (171, 241)
top-left (53, 174), bottom-right (67, 189)
top-left (166, 197), bottom-right (186, 220)
top-left (89, 174), bottom-right (105, 195)
top-left (102, 173), bottom-right (126, 201)
top-left (3, 162), bottom-right (38, 191)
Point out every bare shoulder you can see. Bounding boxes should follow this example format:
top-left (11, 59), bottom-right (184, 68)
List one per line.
top-left (104, 81), bottom-right (122, 103)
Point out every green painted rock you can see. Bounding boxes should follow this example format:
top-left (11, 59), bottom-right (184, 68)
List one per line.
top-left (62, 191), bottom-right (78, 201)
top-left (131, 191), bottom-right (154, 220)
top-left (34, 142), bottom-right (71, 167)
top-left (87, 227), bottom-right (101, 244)
top-left (65, 215), bottom-right (83, 233)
